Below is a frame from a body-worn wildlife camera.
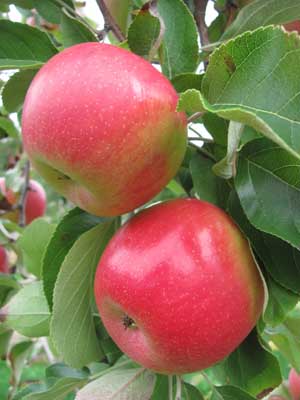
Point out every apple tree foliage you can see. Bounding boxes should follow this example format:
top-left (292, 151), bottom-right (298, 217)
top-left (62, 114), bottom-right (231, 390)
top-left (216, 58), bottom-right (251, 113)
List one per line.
top-left (0, 0), bottom-right (300, 399)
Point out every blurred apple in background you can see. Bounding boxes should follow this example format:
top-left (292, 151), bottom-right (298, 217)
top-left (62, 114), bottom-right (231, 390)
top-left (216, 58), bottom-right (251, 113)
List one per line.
top-left (0, 178), bottom-right (46, 225)
top-left (0, 246), bottom-right (9, 274)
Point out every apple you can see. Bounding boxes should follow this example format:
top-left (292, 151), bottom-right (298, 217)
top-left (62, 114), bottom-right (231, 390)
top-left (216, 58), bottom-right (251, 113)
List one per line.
top-left (0, 246), bottom-right (9, 274)
top-left (22, 43), bottom-right (187, 217)
top-left (94, 198), bottom-right (265, 374)
top-left (289, 368), bottom-right (300, 400)
top-left (0, 178), bottom-right (46, 225)
top-left (283, 21), bottom-right (300, 33)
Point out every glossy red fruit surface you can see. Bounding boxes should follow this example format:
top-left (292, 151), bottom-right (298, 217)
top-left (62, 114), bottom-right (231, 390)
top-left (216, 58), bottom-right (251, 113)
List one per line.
top-left (22, 43), bottom-right (187, 217)
top-left (289, 368), bottom-right (300, 400)
top-left (0, 246), bottom-right (9, 274)
top-left (94, 198), bottom-right (265, 374)
top-left (0, 178), bottom-right (46, 225)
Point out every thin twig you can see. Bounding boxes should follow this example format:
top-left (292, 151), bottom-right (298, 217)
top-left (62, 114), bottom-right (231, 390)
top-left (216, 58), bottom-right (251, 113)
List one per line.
top-left (199, 41), bottom-right (222, 51)
top-left (194, 0), bottom-right (209, 47)
top-left (168, 375), bottom-right (173, 400)
top-left (175, 375), bottom-right (182, 400)
top-left (95, 0), bottom-right (126, 41)
top-left (18, 160), bottom-right (30, 227)
top-left (189, 137), bottom-right (213, 143)
top-left (187, 111), bottom-right (205, 123)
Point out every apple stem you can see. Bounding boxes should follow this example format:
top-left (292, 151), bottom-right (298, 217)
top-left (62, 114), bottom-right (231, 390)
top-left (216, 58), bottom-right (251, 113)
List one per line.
top-left (175, 375), bottom-right (182, 400)
top-left (187, 111), bottom-right (205, 123)
top-left (168, 375), bottom-right (173, 400)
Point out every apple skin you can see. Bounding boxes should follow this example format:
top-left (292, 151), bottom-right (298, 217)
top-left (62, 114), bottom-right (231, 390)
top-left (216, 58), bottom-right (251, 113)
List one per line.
top-left (0, 178), bottom-right (46, 225)
top-left (22, 43), bottom-right (187, 217)
top-left (283, 21), bottom-right (300, 33)
top-left (0, 246), bottom-right (9, 274)
top-left (289, 368), bottom-right (300, 400)
top-left (94, 198), bottom-right (265, 374)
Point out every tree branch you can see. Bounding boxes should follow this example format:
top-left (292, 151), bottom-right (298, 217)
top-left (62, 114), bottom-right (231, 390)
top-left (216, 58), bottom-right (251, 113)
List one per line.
top-left (96, 0), bottom-right (126, 42)
top-left (194, 0), bottom-right (209, 47)
top-left (18, 160), bottom-right (30, 227)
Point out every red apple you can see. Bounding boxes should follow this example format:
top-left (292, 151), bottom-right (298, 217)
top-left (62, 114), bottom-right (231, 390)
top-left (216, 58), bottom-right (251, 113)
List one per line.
top-left (0, 178), bottom-right (46, 225)
top-left (0, 246), bottom-right (9, 274)
top-left (94, 198), bottom-right (265, 374)
top-left (289, 368), bottom-right (300, 400)
top-left (283, 20), bottom-right (300, 33)
top-left (22, 43), bottom-right (187, 217)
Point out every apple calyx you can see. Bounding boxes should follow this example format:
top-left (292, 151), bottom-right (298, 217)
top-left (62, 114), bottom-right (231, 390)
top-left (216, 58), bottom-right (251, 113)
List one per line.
top-left (123, 315), bottom-right (136, 330)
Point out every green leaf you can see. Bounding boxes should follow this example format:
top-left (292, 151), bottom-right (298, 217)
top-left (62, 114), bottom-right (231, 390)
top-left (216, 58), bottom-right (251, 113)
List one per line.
top-left (0, 329), bottom-right (12, 358)
top-left (223, 0), bottom-right (300, 39)
top-left (5, 281), bottom-right (50, 337)
top-left (211, 331), bottom-right (281, 396)
top-left (0, 360), bottom-right (10, 400)
top-left (43, 208), bottom-right (105, 310)
top-left (190, 152), bottom-right (230, 208)
top-left (212, 385), bottom-right (256, 400)
top-left (19, 377), bottom-right (86, 400)
top-left (75, 368), bottom-right (156, 400)
top-left (33, 0), bottom-right (74, 24)
top-left (33, 0), bottom-right (62, 24)
top-left (157, 0), bottom-right (199, 78)
top-left (172, 73), bottom-right (203, 93)
top-left (20, 363), bottom-right (47, 384)
top-left (1, 0), bottom-right (34, 8)
top-left (228, 190), bottom-right (300, 295)
top-left (0, 20), bottom-right (57, 70)
top-left (150, 375), bottom-right (169, 399)
top-left (128, 11), bottom-right (161, 59)
top-left (0, 274), bottom-right (20, 290)
top-left (2, 69), bottom-right (38, 113)
top-left (0, 117), bottom-right (19, 139)
top-left (263, 310), bottom-right (300, 371)
top-left (202, 114), bottom-right (228, 147)
top-left (94, 320), bottom-right (122, 364)
top-left (60, 10), bottom-right (98, 49)
top-left (264, 277), bottom-right (299, 326)
top-left (0, 274), bottom-right (21, 308)
top-left (182, 382), bottom-right (204, 399)
top-left (235, 138), bottom-right (300, 248)
top-left (10, 341), bottom-right (34, 387)
top-left (178, 27), bottom-right (300, 160)
top-left (208, 13), bottom-right (227, 42)
top-left (50, 222), bottom-right (116, 368)
top-left (46, 363), bottom-right (89, 380)
top-left (18, 219), bottom-right (55, 278)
